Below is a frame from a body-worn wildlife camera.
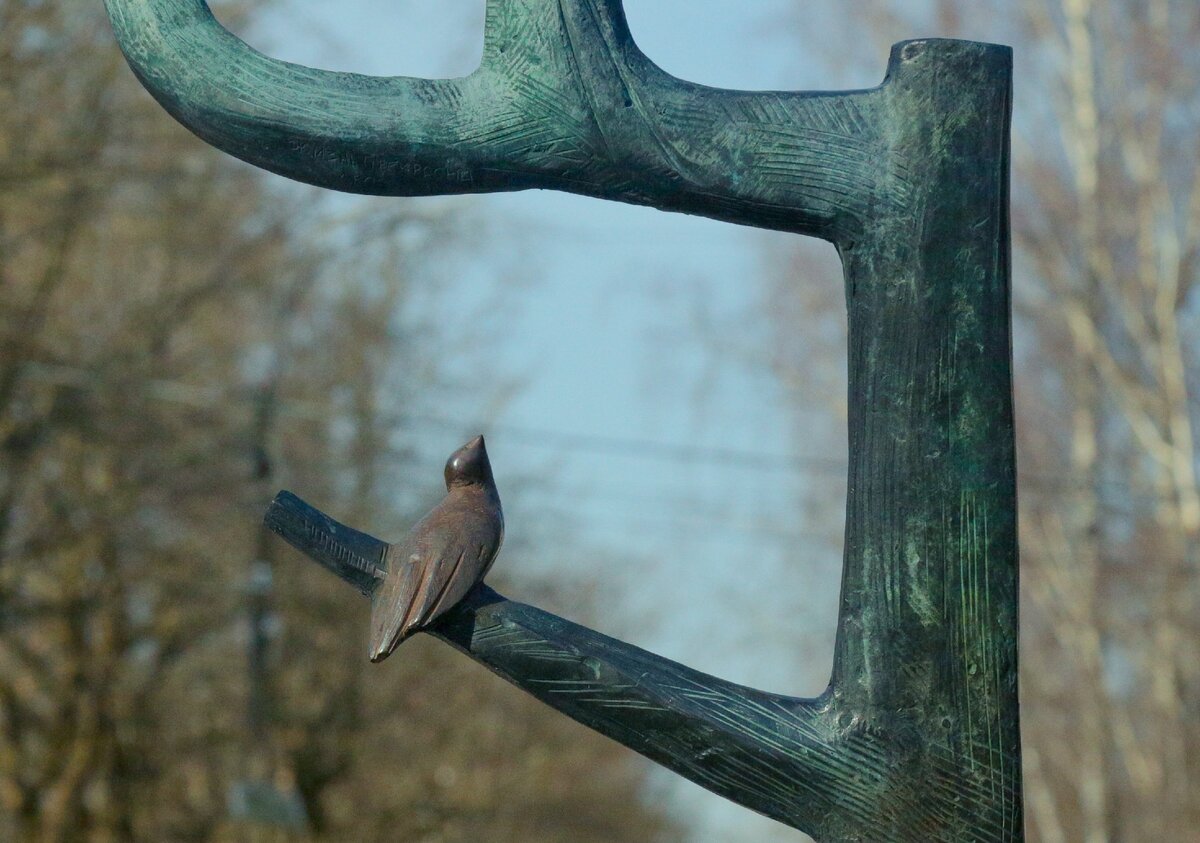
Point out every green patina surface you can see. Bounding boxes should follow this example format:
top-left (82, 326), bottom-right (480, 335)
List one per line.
top-left (104, 1), bottom-right (1022, 839)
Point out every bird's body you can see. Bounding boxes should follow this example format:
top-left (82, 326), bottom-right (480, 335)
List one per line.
top-left (265, 436), bottom-right (503, 663)
top-left (369, 451), bottom-right (502, 660)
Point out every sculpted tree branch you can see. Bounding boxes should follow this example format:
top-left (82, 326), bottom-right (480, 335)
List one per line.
top-left (105, 1), bottom-right (1023, 840)
top-left (105, 0), bottom-right (905, 238)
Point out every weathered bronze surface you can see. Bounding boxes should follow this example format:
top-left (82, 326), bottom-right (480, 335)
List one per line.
top-left (105, 2), bottom-right (1022, 840)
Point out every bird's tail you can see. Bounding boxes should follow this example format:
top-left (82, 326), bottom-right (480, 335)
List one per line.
top-left (264, 491), bottom-right (387, 597)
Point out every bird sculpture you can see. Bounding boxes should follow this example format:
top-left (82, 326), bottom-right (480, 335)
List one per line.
top-left (264, 435), bottom-right (504, 662)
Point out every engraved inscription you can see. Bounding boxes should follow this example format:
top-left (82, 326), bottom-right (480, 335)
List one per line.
top-left (393, 160), bottom-right (473, 183)
top-left (283, 139), bottom-right (472, 185)
top-left (304, 518), bottom-right (385, 579)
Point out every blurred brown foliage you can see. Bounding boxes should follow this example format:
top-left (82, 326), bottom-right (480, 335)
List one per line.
top-left (767, 1), bottom-right (1200, 840)
top-left (0, 3), bottom-right (678, 841)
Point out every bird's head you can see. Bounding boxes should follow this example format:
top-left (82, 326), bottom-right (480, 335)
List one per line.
top-left (444, 435), bottom-right (495, 490)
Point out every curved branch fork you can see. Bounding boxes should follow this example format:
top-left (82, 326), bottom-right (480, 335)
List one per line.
top-left (436, 585), bottom-right (1015, 841)
top-left (114, 0), bottom-right (938, 238)
top-left (106, 1), bottom-right (1022, 839)
top-left (434, 588), bottom-right (871, 836)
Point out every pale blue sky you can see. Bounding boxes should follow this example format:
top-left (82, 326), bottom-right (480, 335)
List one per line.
top-left (228, 3), bottom-right (882, 839)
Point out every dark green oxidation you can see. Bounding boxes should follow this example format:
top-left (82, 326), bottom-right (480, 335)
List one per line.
top-left (105, 1), bottom-right (1022, 840)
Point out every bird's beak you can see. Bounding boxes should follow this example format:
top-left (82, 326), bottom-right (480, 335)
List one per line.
top-left (468, 434), bottom-right (485, 450)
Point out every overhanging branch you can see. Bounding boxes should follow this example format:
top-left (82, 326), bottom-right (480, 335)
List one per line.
top-left (105, 0), bottom-right (903, 237)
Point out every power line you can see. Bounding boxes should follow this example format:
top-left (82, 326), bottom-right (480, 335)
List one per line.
top-left (17, 359), bottom-right (1184, 500)
top-left (404, 413), bottom-right (848, 474)
top-left (19, 359), bottom-right (843, 476)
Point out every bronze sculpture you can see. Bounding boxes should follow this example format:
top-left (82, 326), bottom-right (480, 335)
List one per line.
top-left (265, 436), bottom-right (504, 662)
top-left (104, 1), bottom-right (1024, 839)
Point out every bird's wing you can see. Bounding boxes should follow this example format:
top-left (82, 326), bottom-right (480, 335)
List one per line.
top-left (367, 517), bottom-right (497, 661)
top-left (401, 535), bottom-right (495, 636)
top-left (368, 536), bottom-right (426, 660)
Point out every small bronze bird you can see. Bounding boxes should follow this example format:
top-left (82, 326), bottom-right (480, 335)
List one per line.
top-left (264, 435), bottom-right (503, 662)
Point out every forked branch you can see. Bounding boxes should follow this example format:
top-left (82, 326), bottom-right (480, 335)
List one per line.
top-left (105, 0), bottom-right (906, 237)
top-left (106, 2), bottom-right (1023, 840)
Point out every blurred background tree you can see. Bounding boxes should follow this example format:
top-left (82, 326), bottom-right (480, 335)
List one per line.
top-left (7, 0), bottom-right (1197, 840)
top-left (758, 1), bottom-right (1198, 840)
top-left (0, 3), bottom-right (678, 841)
